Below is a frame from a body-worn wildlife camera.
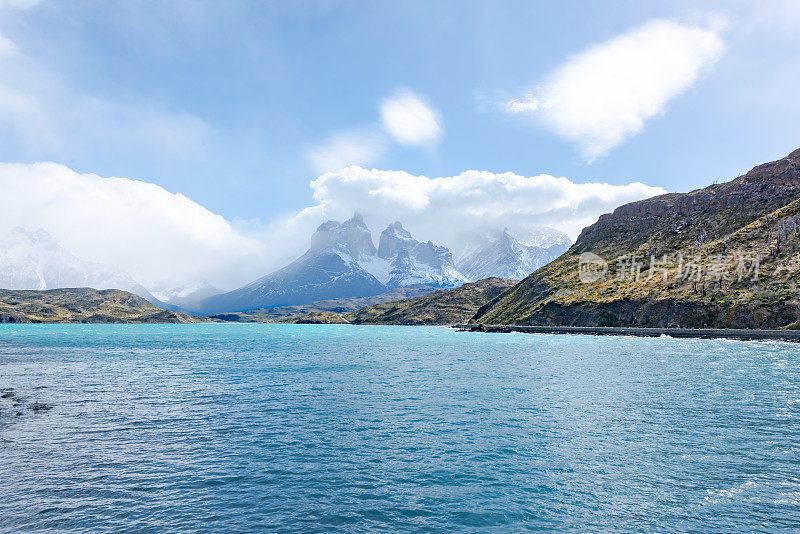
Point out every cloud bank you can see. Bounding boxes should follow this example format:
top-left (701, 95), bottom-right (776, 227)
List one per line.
top-left (0, 161), bottom-right (664, 290)
top-left (503, 19), bottom-right (724, 159)
top-left (0, 163), bottom-right (266, 289)
top-left (286, 166), bottom-right (665, 255)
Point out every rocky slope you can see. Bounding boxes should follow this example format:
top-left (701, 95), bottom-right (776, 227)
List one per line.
top-left (474, 148), bottom-right (800, 329)
top-left (455, 228), bottom-right (570, 281)
top-left (0, 288), bottom-right (203, 323)
top-left (348, 277), bottom-right (517, 325)
top-left (195, 214), bottom-right (467, 313)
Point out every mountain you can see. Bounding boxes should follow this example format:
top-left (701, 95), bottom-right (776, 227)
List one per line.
top-left (150, 279), bottom-right (221, 309)
top-left (196, 214), bottom-right (467, 313)
top-left (455, 228), bottom-right (570, 281)
top-left (0, 288), bottom-right (203, 323)
top-left (0, 228), bottom-right (164, 304)
top-left (376, 222), bottom-right (468, 288)
top-left (474, 148), bottom-right (800, 329)
top-left (348, 277), bottom-right (517, 325)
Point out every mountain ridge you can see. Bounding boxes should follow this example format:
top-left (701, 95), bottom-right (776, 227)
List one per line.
top-left (194, 214), bottom-right (468, 313)
top-left (473, 148), bottom-right (800, 329)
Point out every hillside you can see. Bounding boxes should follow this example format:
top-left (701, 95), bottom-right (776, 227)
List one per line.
top-left (205, 285), bottom-right (436, 322)
top-left (0, 288), bottom-right (203, 323)
top-left (348, 277), bottom-right (517, 325)
top-left (475, 148), bottom-right (800, 329)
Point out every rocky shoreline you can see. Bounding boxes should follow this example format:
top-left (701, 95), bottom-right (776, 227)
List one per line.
top-left (454, 324), bottom-right (800, 342)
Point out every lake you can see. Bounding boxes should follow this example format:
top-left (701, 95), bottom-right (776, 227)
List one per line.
top-left (1, 324), bottom-right (799, 532)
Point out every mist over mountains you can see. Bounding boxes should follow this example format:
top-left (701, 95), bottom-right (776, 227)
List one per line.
top-left (0, 216), bottom-right (571, 314)
top-left (189, 214), bottom-right (571, 313)
top-left (0, 227), bottom-right (162, 304)
top-left (455, 228), bottom-right (570, 282)
top-left (195, 214), bottom-right (467, 313)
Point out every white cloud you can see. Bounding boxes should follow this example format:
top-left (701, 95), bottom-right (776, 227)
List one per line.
top-left (306, 89), bottom-right (442, 174)
top-left (503, 19), bottom-right (724, 159)
top-left (0, 160), bottom-right (665, 292)
top-left (380, 90), bottom-right (442, 146)
top-left (305, 127), bottom-right (387, 175)
top-left (0, 163), bottom-right (267, 290)
top-left (284, 166), bottom-right (665, 251)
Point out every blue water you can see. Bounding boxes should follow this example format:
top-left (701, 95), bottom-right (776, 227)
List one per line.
top-left (1, 325), bottom-right (799, 532)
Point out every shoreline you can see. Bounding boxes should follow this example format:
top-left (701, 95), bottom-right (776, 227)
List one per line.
top-left (453, 324), bottom-right (800, 342)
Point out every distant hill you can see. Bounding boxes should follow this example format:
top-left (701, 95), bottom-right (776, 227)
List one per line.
top-left (475, 148), bottom-right (800, 329)
top-left (0, 227), bottom-right (164, 305)
top-left (0, 288), bottom-right (203, 323)
top-left (282, 311), bottom-right (350, 324)
top-left (348, 277), bottom-right (517, 325)
top-left (206, 285), bottom-right (437, 322)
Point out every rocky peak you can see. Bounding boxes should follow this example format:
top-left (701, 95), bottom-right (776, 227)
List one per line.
top-left (410, 240), bottom-right (451, 269)
top-left (310, 212), bottom-right (376, 260)
top-left (377, 222), bottom-right (418, 259)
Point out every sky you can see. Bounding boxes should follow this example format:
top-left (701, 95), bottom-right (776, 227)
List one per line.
top-left (1, 0), bottom-right (799, 289)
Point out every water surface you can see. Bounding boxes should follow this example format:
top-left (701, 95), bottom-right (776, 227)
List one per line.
top-left (1, 324), bottom-right (799, 532)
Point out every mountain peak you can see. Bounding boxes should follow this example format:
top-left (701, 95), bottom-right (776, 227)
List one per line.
top-left (343, 212), bottom-right (368, 228)
top-left (377, 222), bottom-right (417, 259)
top-left (310, 215), bottom-right (376, 259)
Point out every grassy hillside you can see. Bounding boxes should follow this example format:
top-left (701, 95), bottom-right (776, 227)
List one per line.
top-left (475, 148), bottom-right (800, 329)
top-left (0, 288), bottom-right (203, 323)
top-left (348, 278), bottom-right (516, 325)
top-left (205, 285), bottom-right (437, 322)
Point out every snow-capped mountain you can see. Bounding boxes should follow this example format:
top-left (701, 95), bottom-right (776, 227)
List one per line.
top-left (455, 227), bottom-right (571, 282)
top-left (195, 214), bottom-right (467, 313)
top-left (150, 279), bottom-right (222, 309)
top-left (0, 227), bottom-right (161, 302)
top-left (376, 222), bottom-right (467, 288)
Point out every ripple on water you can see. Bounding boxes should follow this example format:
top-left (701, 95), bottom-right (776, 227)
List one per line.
top-left (0, 323), bottom-right (799, 532)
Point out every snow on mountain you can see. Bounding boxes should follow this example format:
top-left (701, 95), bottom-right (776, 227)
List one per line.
top-left (374, 222), bottom-right (467, 288)
top-left (310, 212), bottom-right (377, 260)
top-left (0, 227), bottom-right (161, 302)
top-left (195, 214), bottom-right (467, 313)
top-left (455, 227), bottom-right (571, 282)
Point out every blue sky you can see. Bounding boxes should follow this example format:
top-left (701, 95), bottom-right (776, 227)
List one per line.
top-left (1, 0), bottom-right (799, 288)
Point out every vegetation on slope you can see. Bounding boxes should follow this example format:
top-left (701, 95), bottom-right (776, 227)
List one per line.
top-left (475, 148), bottom-right (800, 329)
top-left (0, 288), bottom-right (203, 323)
top-left (348, 277), bottom-right (517, 325)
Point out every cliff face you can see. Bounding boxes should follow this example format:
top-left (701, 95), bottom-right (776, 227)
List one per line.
top-left (475, 149), bottom-right (800, 329)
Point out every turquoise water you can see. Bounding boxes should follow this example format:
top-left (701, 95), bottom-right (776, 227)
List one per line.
top-left (1, 324), bottom-right (799, 532)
